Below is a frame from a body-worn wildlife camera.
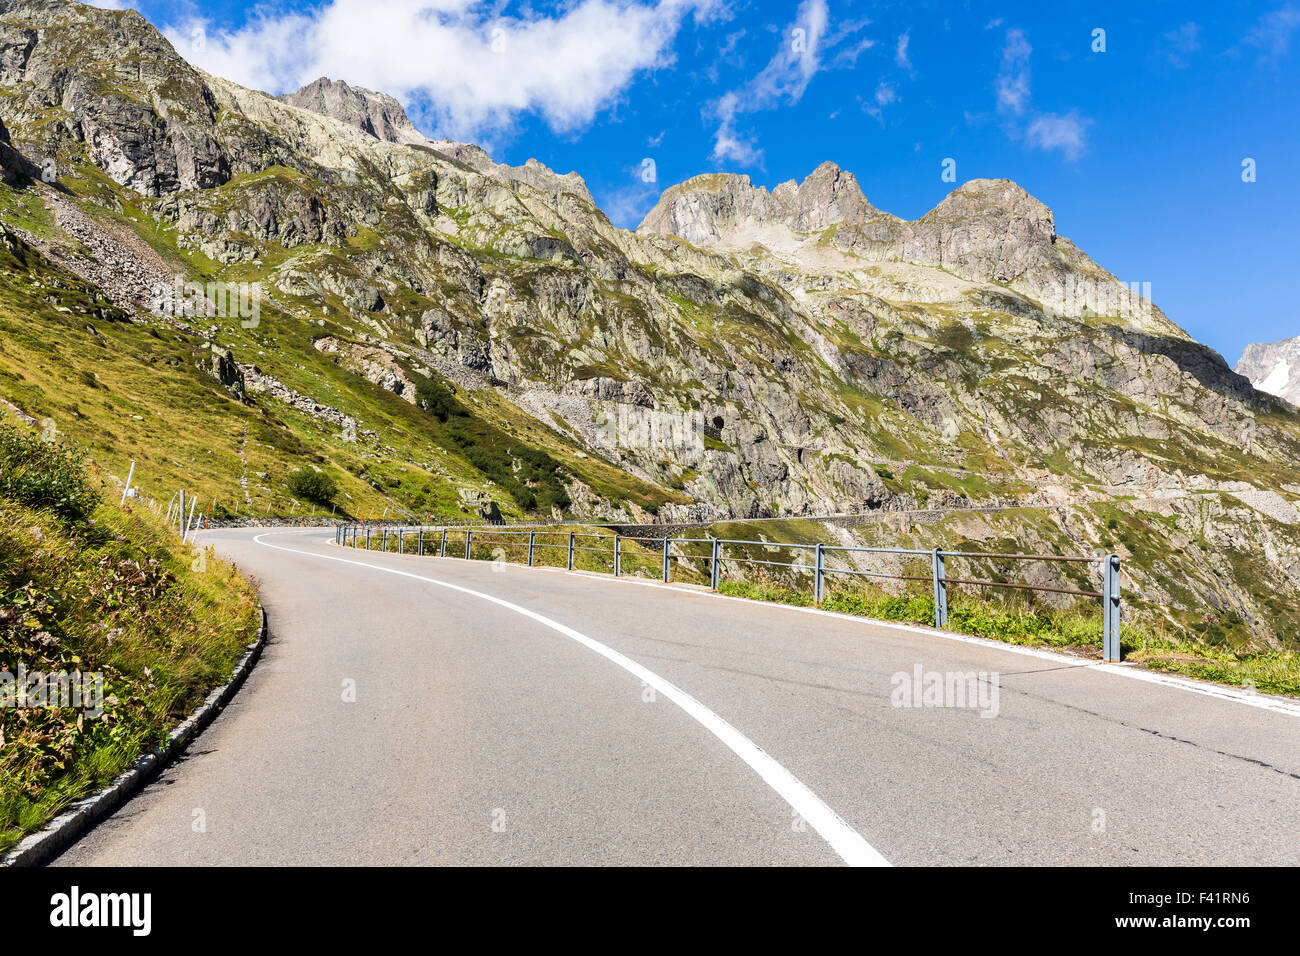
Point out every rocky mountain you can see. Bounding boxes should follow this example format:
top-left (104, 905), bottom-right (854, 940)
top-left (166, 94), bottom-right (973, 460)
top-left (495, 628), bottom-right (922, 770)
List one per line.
top-left (277, 77), bottom-right (430, 147)
top-left (1236, 336), bottom-right (1300, 407)
top-left (2, 0), bottom-right (1300, 650)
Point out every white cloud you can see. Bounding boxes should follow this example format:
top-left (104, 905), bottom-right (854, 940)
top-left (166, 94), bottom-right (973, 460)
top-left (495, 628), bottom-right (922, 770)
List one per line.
top-left (1025, 111), bottom-right (1090, 160)
top-left (746, 0), bottom-right (831, 108)
top-left (709, 90), bottom-right (763, 165)
top-left (995, 29), bottom-right (1032, 116)
top-left (1160, 22), bottom-right (1202, 68)
top-left (1245, 3), bottom-right (1300, 61)
top-left (990, 28), bottom-right (1088, 161)
top-left (863, 80), bottom-right (896, 121)
top-left (707, 0), bottom-right (871, 166)
top-left (895, 30), bottom-right (911, 72)
top-left (162, 0), bottom-right (716, 142)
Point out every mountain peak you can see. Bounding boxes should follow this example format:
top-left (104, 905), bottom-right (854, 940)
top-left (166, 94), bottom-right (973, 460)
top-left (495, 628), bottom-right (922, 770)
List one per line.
top-left (636, 162), bottom-right (884, 243)
top-left (277, 77), bottom-right (428, 147)
top-left (771, 161), bottom-right (877, 232)
top-left (925, 178), bottom-right (1054, 227)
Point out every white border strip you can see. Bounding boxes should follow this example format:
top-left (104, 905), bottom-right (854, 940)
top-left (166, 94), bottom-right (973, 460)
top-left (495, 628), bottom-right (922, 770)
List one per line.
top-left (256, 532), bottom-right (888, 867)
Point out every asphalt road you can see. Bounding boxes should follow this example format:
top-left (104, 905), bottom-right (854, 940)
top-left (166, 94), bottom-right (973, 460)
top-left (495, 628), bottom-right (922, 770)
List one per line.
top-left (55, 527), bottom-right (1300, 866)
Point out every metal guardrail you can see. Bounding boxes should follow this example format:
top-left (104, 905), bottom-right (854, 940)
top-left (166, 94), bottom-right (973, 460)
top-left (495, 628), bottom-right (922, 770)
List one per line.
top-left (334, 525), bottom-right (1124, 662)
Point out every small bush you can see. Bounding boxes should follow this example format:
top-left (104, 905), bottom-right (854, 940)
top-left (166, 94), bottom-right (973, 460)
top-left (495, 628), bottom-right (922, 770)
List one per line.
top-left (0, 418), bottom-right (100, 522)
top-left (415, 377), bottom-right (466, 422)
top-left (286, 468), bottom-right (338, 505)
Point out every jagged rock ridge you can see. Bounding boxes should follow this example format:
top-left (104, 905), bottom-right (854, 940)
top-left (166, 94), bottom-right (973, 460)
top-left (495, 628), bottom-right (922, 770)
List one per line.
top-left (278, 77), bottom-right (429, 147)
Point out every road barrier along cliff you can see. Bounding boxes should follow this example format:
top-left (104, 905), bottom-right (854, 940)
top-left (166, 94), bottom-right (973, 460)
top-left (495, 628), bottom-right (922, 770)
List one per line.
top-left (334, 524), bottom-right (1123, 662)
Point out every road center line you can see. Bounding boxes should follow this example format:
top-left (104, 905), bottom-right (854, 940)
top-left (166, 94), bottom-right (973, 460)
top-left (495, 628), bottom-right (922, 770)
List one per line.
top-left (251, 531), bottom-right (889, 867)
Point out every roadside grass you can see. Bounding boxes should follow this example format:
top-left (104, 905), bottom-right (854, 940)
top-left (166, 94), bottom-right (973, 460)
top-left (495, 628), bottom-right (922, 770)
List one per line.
top-left (0, 421), bottom-right (259, 854)
top-left (717, 577), bottom-right (1300, 698)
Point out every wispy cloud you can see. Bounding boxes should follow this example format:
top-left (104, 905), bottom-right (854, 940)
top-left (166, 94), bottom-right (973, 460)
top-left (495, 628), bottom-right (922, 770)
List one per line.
top-left (162, 0), bottom-right (720, 144)
top-left (706, 0), bottom-right (870, 166)
top-left (995, 28), bottom-right (1032, 116)
top-left (1025, 111), bottom-right (1090, 160)
top-left (895, 30), bottom-right (912, 73)
top-left (991, 28), bottom-right (1089, 161)
top-left (862, 80), bottom-right (897, 122)
top-left (601, 160), bottom-right (666, 229)
top-left (1244, 3), bottom-right (1300, 62)
top-left (709, 90), bottom-right (763, 165)
top-left (1159, 22), bottom-right (1202, 68)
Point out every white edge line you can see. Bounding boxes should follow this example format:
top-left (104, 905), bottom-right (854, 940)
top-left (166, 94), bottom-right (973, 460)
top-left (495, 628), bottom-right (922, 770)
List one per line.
top-left (251, 531), bottom-right (889, 867)
top-left (304, 530), bottom-right (1300, 719)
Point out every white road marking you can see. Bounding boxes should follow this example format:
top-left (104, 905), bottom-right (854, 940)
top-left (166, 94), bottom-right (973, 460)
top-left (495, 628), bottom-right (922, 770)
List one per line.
top-left (289, 529), bottom-right (1300, 718)
top-left (252, 531), bottom-right (889, 867)
top-left (467, 552), bottom-right (1300, 718)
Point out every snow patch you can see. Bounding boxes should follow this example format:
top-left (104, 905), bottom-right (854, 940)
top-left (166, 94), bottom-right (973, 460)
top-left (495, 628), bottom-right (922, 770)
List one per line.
top-left (1258, 359), bottom-right (1292, 397)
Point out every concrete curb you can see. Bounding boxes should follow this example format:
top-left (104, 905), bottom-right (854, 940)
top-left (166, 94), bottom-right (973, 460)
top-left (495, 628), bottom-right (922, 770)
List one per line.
top-left (0, 605), bottom-right (268, 867)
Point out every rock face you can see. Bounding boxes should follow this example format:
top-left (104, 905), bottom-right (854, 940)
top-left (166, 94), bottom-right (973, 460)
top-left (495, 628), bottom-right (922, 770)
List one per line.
top-left (314, 336), bottom-right (420, 403)
top-left (1236, 337), bottom-right (1300, 407)
top-left (278, 77), bottom-right (428, 146)
top-left (638, 161), bottom-right (894, 243)
top-left (0, 0), bottom-right (231, 196)
top-left (205, 348), bottom-right (247, 402)
top-left (0, 113), bottom-right (34, 182)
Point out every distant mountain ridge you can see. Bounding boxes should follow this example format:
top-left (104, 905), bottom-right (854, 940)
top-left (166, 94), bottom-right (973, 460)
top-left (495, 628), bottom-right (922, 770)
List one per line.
top-left (1237, 336), bottom-right (1300, 407)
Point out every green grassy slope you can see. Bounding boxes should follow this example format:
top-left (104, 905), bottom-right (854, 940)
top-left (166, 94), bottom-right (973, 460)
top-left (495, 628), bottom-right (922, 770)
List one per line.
top-left (0, 419), bottom-right (259, 852)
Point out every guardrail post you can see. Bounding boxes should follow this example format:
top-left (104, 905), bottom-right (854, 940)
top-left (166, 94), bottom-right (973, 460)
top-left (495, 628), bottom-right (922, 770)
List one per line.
top-left (418, 528), bottom-right (424, 556)
top-left (710, 538), bottom-right (721, 590)
top-left (814, 543), bottom-right (825, 604)
top-left (382, 528), bottom-right (388, 552)
top-left (398, 530), bottom-right (404, 553)
top-left (662, 537), bottom-right (671, 583)
top-left (465, 530), bottom-right (472, 560)
top-left (568, 533), bottom-right (575, 570)
top-left (528, 531), bottom-right (535, 567)
top-left (365, 528), bottom-right (371, 550)
top-left (1103, 554), bottom-right (1122, 662)
top-left (931, 548), bottom-right (948, 628)
top-left (440, 530), bottom-right (447, 557)
top-left (614, 535), bottom-right (621, 576)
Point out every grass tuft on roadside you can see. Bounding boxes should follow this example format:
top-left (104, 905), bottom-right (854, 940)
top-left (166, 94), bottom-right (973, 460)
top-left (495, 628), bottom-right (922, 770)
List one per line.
top-left (0, 417), bottom-right (258, 854)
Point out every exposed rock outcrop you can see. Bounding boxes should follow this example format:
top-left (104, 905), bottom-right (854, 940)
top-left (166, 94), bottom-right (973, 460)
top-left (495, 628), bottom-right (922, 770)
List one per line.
top-left (278, 77), bottom-right (429, 147)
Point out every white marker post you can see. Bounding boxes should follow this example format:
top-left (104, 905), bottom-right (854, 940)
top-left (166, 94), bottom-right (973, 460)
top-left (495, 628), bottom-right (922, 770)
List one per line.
top-left (120, 460), bottom-right (136, 506)
top-left (183, 495), bottom-right (198, 544)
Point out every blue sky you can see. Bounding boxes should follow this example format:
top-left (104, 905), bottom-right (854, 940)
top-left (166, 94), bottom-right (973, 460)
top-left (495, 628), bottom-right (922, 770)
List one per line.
top-left (96, 0), bottom-right (1300, 363)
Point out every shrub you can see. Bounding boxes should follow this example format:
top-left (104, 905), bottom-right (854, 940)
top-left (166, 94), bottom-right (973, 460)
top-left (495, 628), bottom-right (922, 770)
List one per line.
top-left (286, 468), bottom-right (338, 505)
top-left (415, 377), bottom-right (466, 422)
top-left (0, 417), bottom-right (100, 522)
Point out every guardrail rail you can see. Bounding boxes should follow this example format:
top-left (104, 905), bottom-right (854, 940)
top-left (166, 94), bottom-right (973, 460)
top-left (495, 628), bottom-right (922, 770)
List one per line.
top-left (334, 524), bottom-right (1123, 662)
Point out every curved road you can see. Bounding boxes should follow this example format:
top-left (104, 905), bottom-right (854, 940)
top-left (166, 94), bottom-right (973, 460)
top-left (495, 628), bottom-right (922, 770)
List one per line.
top-left (55, 527), bottom-right (1300, 866)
